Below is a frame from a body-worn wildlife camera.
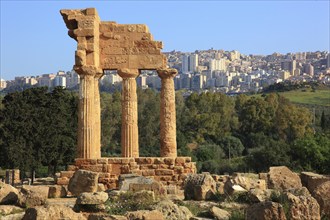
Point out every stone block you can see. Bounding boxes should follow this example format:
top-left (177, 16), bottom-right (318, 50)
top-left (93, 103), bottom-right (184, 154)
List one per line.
top-left (121, 165), bottom-right (130, 174)
top-left (160, 176), bottom-right (172, 181)
top-left (154, 158), bottom-right (165, 164)
top-left (73, 29), bottom-right (94, 37)
top-left (67, 165), bottom-right (77, 171)
top-left (159, 164), bottom-right (169, 169)
top-left (164, 158), bottom-right (175, 165)
top-left (172, 175), bottom-right (179, 181)
top-left (97, 158), bottom-right (108, 164)
top-left (155, 169), bottom-right (174, 176)
top-left (142, 170), bottom-right (155, 176)
top-left (136, 157), bottom-right (155, 164)
top-left (80, 164), bottom-right (103, 172)
top-left (48, 185), bottom-right (67, 198)
top-left (175, 157), bottom-right (186, 165)
top-left (152, 164), bottom-right (159, 169)
top-left (132, 170), bottom-right (142, 176)
top-left (300, 171), bottom-right (330, 193)
top-left (99, 173), bottom-right (111, 178)
top-left (111, 164), bottom-right (122, 175)
top-left (60, 171), bottom-right (74, 178)
top-left (87, 159), bottom-right (98, 165)
top-left (108, 158), bottom-right (123, 164)
top-left (56, 177), bottom-right (69, 185)
top-left (68, 170), bottom-right (99, 196)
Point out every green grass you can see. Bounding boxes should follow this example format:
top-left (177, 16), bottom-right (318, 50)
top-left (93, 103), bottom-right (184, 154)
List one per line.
top-left (280, 89), bottom-right (330, 107)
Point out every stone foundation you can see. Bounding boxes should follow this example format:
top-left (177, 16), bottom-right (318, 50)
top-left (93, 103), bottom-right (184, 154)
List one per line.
top-left (56, 157), bottom-right (196, 190)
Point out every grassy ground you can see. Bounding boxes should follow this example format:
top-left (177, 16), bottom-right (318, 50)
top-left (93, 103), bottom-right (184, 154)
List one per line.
top-left (280, 88), bottom-right (330, 107)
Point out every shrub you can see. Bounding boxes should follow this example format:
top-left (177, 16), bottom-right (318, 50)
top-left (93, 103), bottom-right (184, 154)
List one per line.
top-left (105, 191), bottom-right (157, 215)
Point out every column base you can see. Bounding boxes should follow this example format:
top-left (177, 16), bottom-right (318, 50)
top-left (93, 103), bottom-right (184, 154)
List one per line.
top-left (56, 156), bottom-right (196, 190)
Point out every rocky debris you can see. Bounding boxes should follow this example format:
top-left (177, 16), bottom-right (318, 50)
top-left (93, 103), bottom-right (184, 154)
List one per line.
top-left (22, 204), bottom-right (86, 220)
top-left (88, 213), bottom-right (127, 220)
top-left (126, 210), bottom-right (164, 220)
top-left (119, 174), bottom-right (149, 191)
top-left (18, 185), bottom-right (49, 208)
top-left (300, 172), bottom-right (329, 193)
top-left (97, 183), bottom-right (106, 192)
top-left (246, 201), bottom-right (287, 220)
top-left (1, 212), bottom-right (25, 220)
top-left (0, 205), bottom-right (24, 215)
top-left (224, 180), bottom-right (247, 195)
top-left (190, 217), bottom-right (214, 220)
top-left (77, 192), bottom-right (109, 205)
top-left (268, 166), bottom-right (302, 190)
top-left (184, 173), bottom-right (216, 200)
top-left (68, 170), bottom-right (99, 196)
top-left (285, 189), bottom-right (320, 220)
top-left (231, 173), bottom-right (266, 191)
top-left (0, 182), bottom-right (19, 205)
top-left (312, 181), bottom-right (330, 218)
top-left (48, 185), bottom-right (67, 198)
top-left (248, 189), bottom-right (273, 203)
top-left (75, 191), bottom-right (108, 212)
top-left (209, 206), bottom-right (230, 220)
top-left (119, 174), bottom-right (166, 195)
top-left (153, 199), bottom-right (193, 220)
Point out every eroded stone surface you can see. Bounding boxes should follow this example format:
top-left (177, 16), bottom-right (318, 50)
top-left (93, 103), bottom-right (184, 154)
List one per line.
top-left (157, 68), bottom-right (178, 158)
top-left (68, 170), bottom-right (99, 196)
top-left (268, 166), bottom-right (302, 190)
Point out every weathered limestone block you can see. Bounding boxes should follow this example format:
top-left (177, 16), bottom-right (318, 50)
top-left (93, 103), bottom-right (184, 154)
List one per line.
top-left (68, 170), bottom-right (99, 196)
top-left (312, 181), bottom-right (330, 218)
top-left (18, 185), bottom-right (49, 208)
top-left (48, 185), bottom-right (67, 198)
top-left (285, 188), bottom-right (320, 220)
top-left (76, 191), bottom-right (108, 205)
top-left (153, 199), bottom-right (193, 220)
top-left (268, 166), bottom-right (302, 190)
top-left (300, 171), bottom-right (330, 193)
top-left (23, 204), bottom-right (86, 220)
top-left (0, 182), bottom-right (19, 205)
top-left (246, 201), bottom-right (287, 220)
top-left (210, 206), bottom-right (231, 220)
top-left (126, 210), bottom-right (164, 220)
top-left (0, 205), bottom-right (24, 216)
top-left (184, 173), bottom-right (217, 200)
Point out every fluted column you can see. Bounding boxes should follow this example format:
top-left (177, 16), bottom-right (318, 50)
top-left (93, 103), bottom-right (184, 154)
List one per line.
top-left (157, 68), bottom-right (178, 157)
top-left (75, 66), bottom-right (103, 159)
top-left (94, 72), bottom-right (103, 154)
top-left (118, 68), bottom-right (139, 158)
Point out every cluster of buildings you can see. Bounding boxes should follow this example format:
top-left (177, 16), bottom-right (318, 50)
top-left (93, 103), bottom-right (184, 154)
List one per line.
top-left (1, 50), bottom-right (330, 94)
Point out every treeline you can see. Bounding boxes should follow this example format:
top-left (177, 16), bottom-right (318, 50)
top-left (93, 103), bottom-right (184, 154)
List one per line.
top-left (101, 89), bottom-right (330, 174)
top-left (262, 81), bottom-right (320, 93)
top-left (1, 87), bottom-right (330, 179)
top-left (0, 87), bottom-right (77, 180)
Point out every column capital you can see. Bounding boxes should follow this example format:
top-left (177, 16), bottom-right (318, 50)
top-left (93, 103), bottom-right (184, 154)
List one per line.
top-left (157, 68), bottom-right (178, 79)
top-left (117, 68), bottom-right (139, 79)
top-left (74, 65), bottom-right (103, 77)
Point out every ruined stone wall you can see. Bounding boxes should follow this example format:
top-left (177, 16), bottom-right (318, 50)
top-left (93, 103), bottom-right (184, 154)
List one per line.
top-left (57, 157), bottom-right (196, 190)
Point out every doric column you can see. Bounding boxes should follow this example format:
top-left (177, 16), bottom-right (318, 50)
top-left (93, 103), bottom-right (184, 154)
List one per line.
top-left (94, 72), bottom-right (103, 152)
top-left (157, 68), bottom-right (178, 157)
top-left (117, 68), bottom-right (139, 158)
top-left (75, 66), bottom-right (103, 159)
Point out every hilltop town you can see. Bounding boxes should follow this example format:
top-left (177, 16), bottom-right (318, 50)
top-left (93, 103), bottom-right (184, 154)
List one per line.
top-left (1, 50), bottom-right (330, 94)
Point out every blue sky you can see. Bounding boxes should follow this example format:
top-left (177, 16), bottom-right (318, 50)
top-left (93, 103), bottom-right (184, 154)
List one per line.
top-left (1, 0), bottom-right (329, 80)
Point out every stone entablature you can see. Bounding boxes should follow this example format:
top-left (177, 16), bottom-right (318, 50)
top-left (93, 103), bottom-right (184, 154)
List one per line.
top-left (57, 157), bottom-right (196, 190)
top-left (60, 8), bottom-right (166, 71)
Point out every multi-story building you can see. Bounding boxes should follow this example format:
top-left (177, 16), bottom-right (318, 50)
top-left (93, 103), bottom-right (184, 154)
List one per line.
top-left (304, 64), bottom-right (314, 76)
top-left (37, 74), bottom-right (56, 87)
top-left (0, 79), bottom-right (7, 90)
top-left (181, 53), bottom-right (198, 73)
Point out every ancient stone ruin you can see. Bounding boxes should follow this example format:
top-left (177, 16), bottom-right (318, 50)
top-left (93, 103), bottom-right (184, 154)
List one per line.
top-left (56, 8), bottom-right (196, 189)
